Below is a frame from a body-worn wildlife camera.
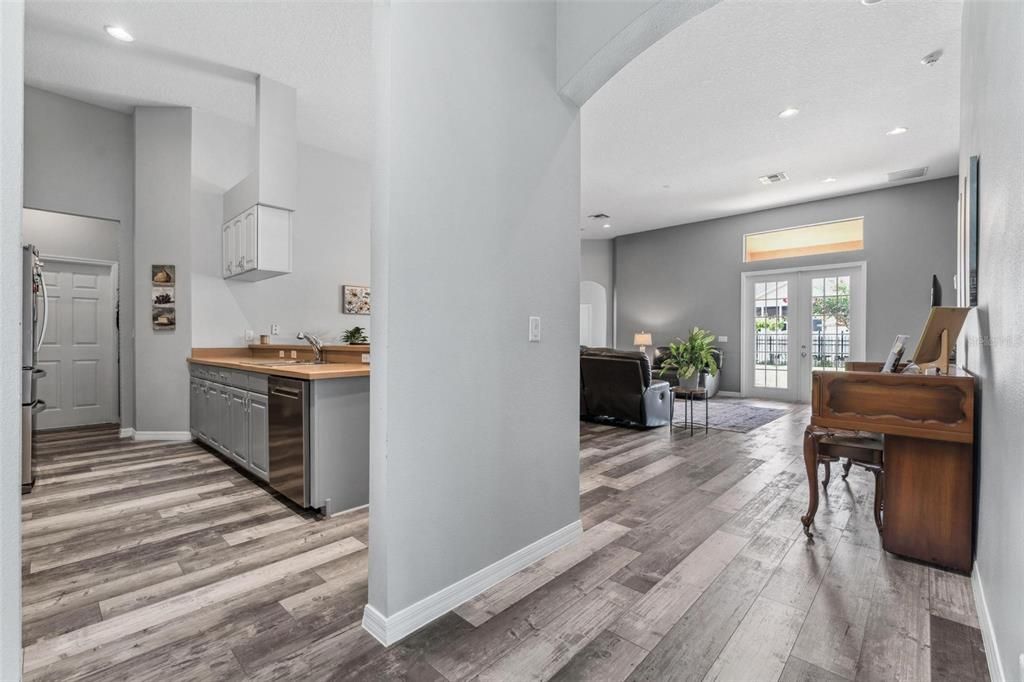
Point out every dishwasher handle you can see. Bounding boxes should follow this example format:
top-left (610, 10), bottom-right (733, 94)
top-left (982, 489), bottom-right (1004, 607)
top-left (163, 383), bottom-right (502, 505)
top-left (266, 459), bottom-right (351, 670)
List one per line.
top-left (270, 387), bottom-right (303, 400)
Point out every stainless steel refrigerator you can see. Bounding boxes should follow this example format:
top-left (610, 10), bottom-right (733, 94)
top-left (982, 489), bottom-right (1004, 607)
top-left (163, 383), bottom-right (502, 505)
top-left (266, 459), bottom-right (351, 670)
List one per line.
top-left (22, 245), bottom-right (48, 492)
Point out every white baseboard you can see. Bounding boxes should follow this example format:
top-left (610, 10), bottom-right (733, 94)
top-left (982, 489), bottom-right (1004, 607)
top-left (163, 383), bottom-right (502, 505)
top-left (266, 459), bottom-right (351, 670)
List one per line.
top-left (118, 427), bottom-right (135, 439)
top-left (715, 390), bottom-right (743, 398)
top-left (133, 430), bottom-right (192, 442)
top-left (972, 561), bottom-right (1007, 682)
top-left (361, 519), bottom-right (583, 646)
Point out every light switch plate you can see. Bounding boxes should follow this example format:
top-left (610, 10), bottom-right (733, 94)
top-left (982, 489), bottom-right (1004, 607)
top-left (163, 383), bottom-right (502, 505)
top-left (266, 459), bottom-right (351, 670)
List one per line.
top-left (244, 329), bottom-right (255, 342)
top-left (278, 350), bottom-right (285, 358)
top-left (718, 336), bottom-right (728, 343)
top-left (290, 350), bottom-right (297, 359)
top-left (529, 316), bottom-right (541, 342)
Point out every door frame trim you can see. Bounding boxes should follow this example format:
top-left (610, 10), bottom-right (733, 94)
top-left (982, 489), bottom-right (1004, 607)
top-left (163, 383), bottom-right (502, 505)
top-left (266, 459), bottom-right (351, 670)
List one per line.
top-left (37, 254), bottom-right (121, 428)
top-left (740, 260), bottom-right (867, 400)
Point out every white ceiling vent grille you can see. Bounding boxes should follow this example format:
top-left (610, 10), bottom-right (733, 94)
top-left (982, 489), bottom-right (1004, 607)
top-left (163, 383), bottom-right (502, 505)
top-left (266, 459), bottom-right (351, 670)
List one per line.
top-left (758, 172), bottom-right (789, 185)
top-left (887, 167), bottom-right (929, 182)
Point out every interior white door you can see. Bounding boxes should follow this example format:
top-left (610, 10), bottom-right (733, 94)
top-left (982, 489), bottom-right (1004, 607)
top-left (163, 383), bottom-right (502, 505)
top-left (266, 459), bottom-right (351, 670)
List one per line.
top-left (35, 260), bottom-right (117, 429)
top-left (742, 263), bottom-right (865, 402)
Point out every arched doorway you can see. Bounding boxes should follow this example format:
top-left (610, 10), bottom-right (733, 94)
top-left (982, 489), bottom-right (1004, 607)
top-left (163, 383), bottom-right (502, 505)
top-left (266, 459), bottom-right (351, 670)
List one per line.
top-left (579, 280), bottom-right (608, 347)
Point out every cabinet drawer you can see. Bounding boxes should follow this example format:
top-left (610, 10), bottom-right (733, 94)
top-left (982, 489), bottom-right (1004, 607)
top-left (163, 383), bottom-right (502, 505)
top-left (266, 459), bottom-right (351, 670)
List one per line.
top-left (248, 373), bottom-right (269, 395)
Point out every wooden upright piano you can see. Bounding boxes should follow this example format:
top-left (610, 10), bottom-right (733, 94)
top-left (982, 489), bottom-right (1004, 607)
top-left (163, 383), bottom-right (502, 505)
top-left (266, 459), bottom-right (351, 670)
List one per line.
top-left (809, 362), bottom-right (976, 573)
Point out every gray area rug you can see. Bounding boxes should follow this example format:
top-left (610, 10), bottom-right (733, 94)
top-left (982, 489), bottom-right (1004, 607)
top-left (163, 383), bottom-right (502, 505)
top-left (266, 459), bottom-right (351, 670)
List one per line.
top-left (677, 399), bottom-right (787, 433)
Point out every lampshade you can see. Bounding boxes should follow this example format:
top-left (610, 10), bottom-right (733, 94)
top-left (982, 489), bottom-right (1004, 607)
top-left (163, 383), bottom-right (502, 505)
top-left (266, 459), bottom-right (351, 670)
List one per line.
top-left (634, 332), bottom-right (653, 347)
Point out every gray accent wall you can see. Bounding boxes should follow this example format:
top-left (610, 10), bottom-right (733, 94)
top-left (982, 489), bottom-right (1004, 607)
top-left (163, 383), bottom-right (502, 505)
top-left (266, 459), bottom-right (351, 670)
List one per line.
top-left (614, 178), bottom-right (958, 392)
top-left (134, 107), bottom-right (192, 433)
top-left (23, 86), bottom-right (136, 428)
top-left (959, 1), bottom-right (1024, 679)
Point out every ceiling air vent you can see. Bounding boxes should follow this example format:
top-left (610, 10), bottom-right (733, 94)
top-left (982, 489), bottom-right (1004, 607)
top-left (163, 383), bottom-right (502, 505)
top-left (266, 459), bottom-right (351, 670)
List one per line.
top-left (887, 167), bottom-right (929, 182)
top-left (587, 213), bottom-right (610, 220)
top-left (758, 172), bottom-right (789, 185)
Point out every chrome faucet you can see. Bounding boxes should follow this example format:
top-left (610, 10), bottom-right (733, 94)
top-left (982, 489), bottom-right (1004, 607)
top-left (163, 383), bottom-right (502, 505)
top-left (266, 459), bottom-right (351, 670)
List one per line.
top-left (296, 332), bottom-right (325, 363)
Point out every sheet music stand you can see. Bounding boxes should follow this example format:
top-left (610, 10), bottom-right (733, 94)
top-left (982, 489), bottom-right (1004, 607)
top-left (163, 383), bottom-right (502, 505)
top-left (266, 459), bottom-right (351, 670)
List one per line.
top-left (912, 307), bottom-right (971, 375)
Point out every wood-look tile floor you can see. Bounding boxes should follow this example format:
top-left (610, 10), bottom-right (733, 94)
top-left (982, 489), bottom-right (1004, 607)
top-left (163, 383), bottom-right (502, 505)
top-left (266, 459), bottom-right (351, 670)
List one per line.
top-left (22, 403), bottom-right (989, 681)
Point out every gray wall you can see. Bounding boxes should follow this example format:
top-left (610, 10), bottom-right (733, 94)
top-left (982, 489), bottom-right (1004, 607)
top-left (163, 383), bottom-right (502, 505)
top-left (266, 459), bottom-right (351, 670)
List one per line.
top-left (22, 208), bottom-right (119, 262)
top-left (959, 1), bottom-right (1024, 679)
top-left (581, 239), bottom-right (615, 344)
top-left (191, 142), bottom-right (372, 346)
top-left (615, 178), bottom-right (958, 392)
top-left (23, 86), bottom-right (136, 428)
top-left (0, 1), bottom-right (23, 675)
top-left (368, 0), bottom-right (581, 620)
top-left (134, 107), bottom-right (192, 434)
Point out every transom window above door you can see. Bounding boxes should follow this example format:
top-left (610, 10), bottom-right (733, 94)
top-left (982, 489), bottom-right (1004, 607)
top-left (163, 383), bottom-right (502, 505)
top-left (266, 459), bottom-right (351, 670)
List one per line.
top-left (743, 218), bottom-right (864, 263)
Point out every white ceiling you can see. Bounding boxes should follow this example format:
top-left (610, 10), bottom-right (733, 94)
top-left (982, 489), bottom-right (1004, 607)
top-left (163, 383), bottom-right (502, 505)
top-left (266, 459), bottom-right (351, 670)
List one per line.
top-left (24, 1), bottom-right (372, 159)
top-left (581, 0), bottom-right (963, 239)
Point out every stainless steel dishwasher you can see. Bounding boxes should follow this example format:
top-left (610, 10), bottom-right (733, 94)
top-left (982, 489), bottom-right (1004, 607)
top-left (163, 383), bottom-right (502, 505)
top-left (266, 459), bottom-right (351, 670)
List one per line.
top-left (268, 376), bottom-right (310, 507)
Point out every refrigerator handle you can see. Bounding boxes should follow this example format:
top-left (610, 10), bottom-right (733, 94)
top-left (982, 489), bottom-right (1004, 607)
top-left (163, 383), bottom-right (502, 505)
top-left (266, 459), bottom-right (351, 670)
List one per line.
top-left (35, 269), bottom-right (48, 353)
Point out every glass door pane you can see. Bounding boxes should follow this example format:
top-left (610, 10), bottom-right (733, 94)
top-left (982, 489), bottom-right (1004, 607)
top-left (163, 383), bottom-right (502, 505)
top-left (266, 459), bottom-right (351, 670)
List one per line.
top-left (809, 274), bottom-right (851, 372)
top-left (753, 279), bottom-right (790, 390)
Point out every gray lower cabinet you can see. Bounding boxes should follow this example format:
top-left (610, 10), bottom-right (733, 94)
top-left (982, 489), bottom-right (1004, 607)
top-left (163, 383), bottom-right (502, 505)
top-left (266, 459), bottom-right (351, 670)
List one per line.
top-left (247, 393), bottom-right (269, 478)
top-left (189, 369), bottom-right (269, 482)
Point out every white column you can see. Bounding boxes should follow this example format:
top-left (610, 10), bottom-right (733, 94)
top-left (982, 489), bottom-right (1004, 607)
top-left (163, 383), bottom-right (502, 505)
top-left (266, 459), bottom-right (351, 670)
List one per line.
top-left (0, 1), bottom-right (25, 677)
top-left (364, 0), bottom-right (582, 644)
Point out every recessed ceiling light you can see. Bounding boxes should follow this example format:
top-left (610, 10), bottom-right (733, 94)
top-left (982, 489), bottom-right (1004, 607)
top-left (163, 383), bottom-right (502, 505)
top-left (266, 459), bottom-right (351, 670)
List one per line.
top-left (861, 0), bottom-right (883, 5)
top-left (602, 223), bottom-right (612, 229)
top-left (822, 177), bottom-right (838, 183)
top-left (886, 126), bottom-right (909, 136)
top-left (777, 107), bottom-right (800, 119)
top-left (104, 25), bottom-right (134, 42)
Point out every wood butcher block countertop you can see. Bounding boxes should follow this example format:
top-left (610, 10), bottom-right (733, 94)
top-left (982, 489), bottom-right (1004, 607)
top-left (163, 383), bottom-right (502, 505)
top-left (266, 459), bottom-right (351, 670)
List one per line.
top-left (188, 344), bottom-right (370, 380)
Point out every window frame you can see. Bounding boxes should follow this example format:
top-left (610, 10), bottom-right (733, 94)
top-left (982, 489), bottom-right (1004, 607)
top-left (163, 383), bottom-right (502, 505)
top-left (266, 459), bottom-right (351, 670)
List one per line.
top-left (742, 216), bottom-right (865, 263)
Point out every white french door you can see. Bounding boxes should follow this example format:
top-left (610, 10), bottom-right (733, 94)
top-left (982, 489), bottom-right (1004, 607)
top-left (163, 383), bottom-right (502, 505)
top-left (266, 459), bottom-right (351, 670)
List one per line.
top-left (741, 262), bottom-right (866, 402)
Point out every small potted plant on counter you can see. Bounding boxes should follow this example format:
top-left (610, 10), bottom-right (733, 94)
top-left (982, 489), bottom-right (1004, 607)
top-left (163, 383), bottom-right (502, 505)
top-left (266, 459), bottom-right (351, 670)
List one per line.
top-left (659, 327), bottom-right (719, 391)
top-left (342, 326), bottom-right (368, 344)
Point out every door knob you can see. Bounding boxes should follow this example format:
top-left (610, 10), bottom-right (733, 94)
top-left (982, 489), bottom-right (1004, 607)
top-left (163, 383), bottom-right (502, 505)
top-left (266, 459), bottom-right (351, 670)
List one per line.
top-left (801, 351), bottom-right (808, 357)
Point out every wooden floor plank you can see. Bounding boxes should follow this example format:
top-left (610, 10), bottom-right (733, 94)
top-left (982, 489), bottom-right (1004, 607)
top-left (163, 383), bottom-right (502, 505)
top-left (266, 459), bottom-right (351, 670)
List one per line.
top-left (20, 408), bottom-right (986, 681)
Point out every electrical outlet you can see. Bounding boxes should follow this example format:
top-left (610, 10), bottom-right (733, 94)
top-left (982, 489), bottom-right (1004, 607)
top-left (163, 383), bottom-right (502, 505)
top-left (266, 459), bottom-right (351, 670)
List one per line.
top-left (271, 324), bottom-right (280, 335)
top-left (529, 316), bottom-right (541, 342)
top-left (290, 350), bottom-right (297, 359)
top-left (361, 353), bottom-right (370, 364)
top-left (278, 350), bottom-right (285, 358)
top-left (718, 335), bottom-right (728, 343)
top-left (244, 329), bottom-right (254, 342)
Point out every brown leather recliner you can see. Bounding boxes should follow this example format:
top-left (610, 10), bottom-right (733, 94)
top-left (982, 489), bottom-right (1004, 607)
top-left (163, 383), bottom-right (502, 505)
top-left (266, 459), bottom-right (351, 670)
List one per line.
top-left (580, 348), bottom-right (673, 427)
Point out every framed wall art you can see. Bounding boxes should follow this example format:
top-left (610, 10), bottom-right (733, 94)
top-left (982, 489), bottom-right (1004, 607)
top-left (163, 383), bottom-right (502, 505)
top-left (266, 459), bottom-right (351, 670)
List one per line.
top-left (342, 285), bottom-right (371, 315)
top-left (152, 265), bottom-right (176, 330)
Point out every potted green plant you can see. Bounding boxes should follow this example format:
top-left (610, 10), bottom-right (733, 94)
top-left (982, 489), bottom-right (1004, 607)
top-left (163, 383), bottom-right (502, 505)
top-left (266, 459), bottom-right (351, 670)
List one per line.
top-left (659, 327), bottom-right (719, 390)
top-left (341, 326), bottom-right (368, 344)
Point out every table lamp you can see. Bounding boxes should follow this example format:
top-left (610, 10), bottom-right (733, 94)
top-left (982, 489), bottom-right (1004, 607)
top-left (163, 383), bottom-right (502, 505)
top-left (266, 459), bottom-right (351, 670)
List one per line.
top-left (634, 332), bottom-right (653, 354)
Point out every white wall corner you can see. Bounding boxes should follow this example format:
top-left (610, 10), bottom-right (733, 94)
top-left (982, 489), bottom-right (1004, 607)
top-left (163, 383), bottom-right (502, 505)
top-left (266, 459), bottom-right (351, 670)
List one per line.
top-left (361, 520), bottom-right (583, 646)
top-left (972, 562), bottom-right (1007, 682)
top-left (133, 431), bottom-right (192, 442)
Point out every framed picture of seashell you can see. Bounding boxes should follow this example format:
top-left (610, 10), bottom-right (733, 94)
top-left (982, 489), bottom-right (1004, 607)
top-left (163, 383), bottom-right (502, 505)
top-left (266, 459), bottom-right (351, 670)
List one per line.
top-left (152, 265), bottom-right (175, 285)
top-left (342, 285), bottom-right (371, 315)
top-left (152, 265), bottom-right (176, 330)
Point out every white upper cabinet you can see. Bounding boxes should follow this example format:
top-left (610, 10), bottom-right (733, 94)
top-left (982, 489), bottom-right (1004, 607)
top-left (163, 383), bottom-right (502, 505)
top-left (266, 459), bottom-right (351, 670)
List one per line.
top-left (222, 204), bottom-right (292, 281)
top-left (221, 76), bottom-right (297, 282)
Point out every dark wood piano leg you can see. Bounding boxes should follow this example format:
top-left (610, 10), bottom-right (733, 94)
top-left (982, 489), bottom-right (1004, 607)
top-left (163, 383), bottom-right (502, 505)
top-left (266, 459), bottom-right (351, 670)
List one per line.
top-left (822, 460), bottom-right (831, 488)
top-left (873, 470), bottom-right (884, 532)
top-left (801, 425), bottom-right (819, 537)
top-left (842, 459), bottom-right (853, 480)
